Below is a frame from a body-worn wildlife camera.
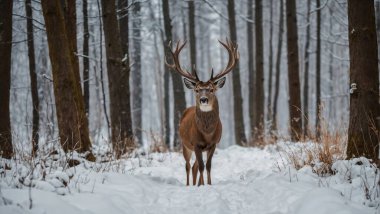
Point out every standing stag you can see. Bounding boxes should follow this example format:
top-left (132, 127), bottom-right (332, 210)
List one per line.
top-left (166, 39), bottom-right (239, 186)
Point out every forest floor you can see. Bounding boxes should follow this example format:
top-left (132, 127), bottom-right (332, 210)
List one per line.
top-left (0, 142), bottom-right (379, 214)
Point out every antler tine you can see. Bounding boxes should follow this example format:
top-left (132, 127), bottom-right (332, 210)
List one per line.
top-left (165, 40), bottom-right (199, 82)
top-left (211, 39), bottom-right (239, 82)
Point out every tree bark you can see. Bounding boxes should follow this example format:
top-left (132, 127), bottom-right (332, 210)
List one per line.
top-left (347, 0), bottom-right (380, 161)
top-left (267, 0), bottom-right (274, 125)
top-left (83, 0), bottom-right (90, 116)
top-left (41, 0), bottom-right (93, 158)
top-left (162, 0), bottom-right (187, 148)
top-left (315, 0), bottom-right (322, 139)
top-left (254, 0), bottom-right (264, 143)
top-left (303, 0), bottom-right (311, 138)
top-left (100, 0), bottom-right (134, 157)
top-left (227, 0), bottom-right (247, 146)
top-left (188, 0), bottom-right (196, 71)
top-left (285, 0), bottom-right (302, 141)
top-left (162, 0), bottom-right (171, 148)
top-left (132, 1), bottom-right (143, 144)
top-left (272, 0), bottom-right (284, 133)
top-left (25, 0), bottom-right (40, 156)
top-left (247, 0), bottom-right (255, 140)
top-left (0, 0), bottom-right (13, 159)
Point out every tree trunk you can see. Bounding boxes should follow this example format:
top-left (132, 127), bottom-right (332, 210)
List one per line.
top-left (0, 0), bottom-right (13, 159)
top-left (315, 0), bottom-right (322, 139)
top-left (227, 0), bottom-right (247, 146)
top-left (254, 0), bottom-right (264, 143)
top-left (41, 0), bottom-right (93, 158)
top-left (162, 0), bottom-right (172, 148)
top-left (25, 0), bottom-right (40, 156)
top-left (272, 0), bottom-right (284, 133)
top-left (285, 0), bottom-right (302, 141)
top-left (118, 0), bottom-right (129, 56)
top-left (247, 0), bottom-right (255, 140)
top-left (83, 0), bottom-right (90, 116)
top-left (100, 0), bottom-right (134, 157)
top-left (132, 1), bottom-right (143, 144)
top-left (162, 0), bottom-right (187, 148)
top-left (303, 0), bottom-right (311, 138)
top-left (188, 0), bottom-right (196, 71)
top-left (267, 0), bottom-right (274, 126)
top-left (347, 0), bottom-right (380, 161)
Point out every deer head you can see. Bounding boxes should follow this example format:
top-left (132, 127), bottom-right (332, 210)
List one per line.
top-left (165, 39), bottom-right (239, 112)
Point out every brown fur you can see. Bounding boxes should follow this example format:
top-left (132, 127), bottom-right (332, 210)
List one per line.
top-left (179, 98), bottom-right (222, 186)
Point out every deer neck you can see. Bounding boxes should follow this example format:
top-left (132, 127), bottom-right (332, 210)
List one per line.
top-left (195, 99), bottom-right (219, 134)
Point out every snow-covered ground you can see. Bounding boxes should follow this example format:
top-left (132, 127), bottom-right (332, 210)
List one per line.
top-left (1, 143), bottom-right (379, 214)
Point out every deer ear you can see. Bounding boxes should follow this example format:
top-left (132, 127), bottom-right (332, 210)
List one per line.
top-left (214, 77), bottom-right (226, 89)
top-left (183, 78), bottom-right (197, 89)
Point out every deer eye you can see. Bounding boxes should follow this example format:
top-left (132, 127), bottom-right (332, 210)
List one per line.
top-left (195, 89), bottom-right (199, 93)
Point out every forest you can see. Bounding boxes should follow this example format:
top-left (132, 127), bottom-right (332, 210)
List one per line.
top-left (0, 0), bottom-right (380, 213)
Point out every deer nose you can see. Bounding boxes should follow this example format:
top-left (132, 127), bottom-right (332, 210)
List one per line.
top-left (200, 97), bottom-right (208, 104)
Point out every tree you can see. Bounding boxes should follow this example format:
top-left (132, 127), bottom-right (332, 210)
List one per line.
top-left (132, 1), bottom-right (143, 144)
top-left (100, 0), bottom-right (134, 157)
top-left (273, 0), bottom-right (284, 133)
top-left (188, 0), bottom-right (196, 70)
top-left (303, 0), bottom-right (311, 138)
top-left (285, 0), bottom-right (302, 141)
top-left (254, 0), bottom-right (264, 142)
top-left (267, 0), bottom-right (274, 125)
top-left (0, 0), bottom-right (13, 159)
top-left (227, 0), bottom-right (247, 145)
top-left (162, 0), bottom-right (187, 148)
top-left (347, 0), bottom-right (380, 161)
top-left (83, 0), bottom-right (90, 116)
top-left (25, 0), bottom-right (40, 156)
top-left (41, 0), bottom-right (93, 159)
top-left (247, 0), bottom-right (255, 140)
top-left (315, 0), bottom-right (322, 139)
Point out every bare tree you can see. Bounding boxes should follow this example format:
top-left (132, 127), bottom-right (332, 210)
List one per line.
top-left (188, 0), bottom-right (196, 70)
top-left (285, 0), bottom-right (302, 141)
top-left (162, 0), bottom-right (187, 148)
top-left (132, 1), bottom-right (143, 144)
top-left (303, 0), bottom-right (311, 138)
top-left (41, 0), bottom-right (93, 159)
top-left (247, 0), bottom-right (255, 140)
top-left (0, 0), bottom-right (13, 159)
top-left (347, 0), bottom-right (380, 161)
top-left (272, 0), bottom-right (284, 133)
top-left (25, 0), bottom-right (40, 156)
top-left (267, 0), bottom-right (274, 125)
top-left (227, 0), bottom-right (247, 145)
top-left (315, 0), bottom-right (322, 139)
top-left (83, 0), bottom-right (90, 116)
top-left (100, 0), bottom-right (134, 157)
top-left (254, 0), bottom-right (264, 142)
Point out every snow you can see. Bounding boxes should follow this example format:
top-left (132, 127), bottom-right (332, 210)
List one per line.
top-left (0, 144), bottom-right (378, 214)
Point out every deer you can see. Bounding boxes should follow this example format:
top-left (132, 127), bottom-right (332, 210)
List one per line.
top-left (166, 39), bottom-right (239, 186)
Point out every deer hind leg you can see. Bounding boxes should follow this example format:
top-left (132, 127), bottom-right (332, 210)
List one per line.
top-left (192, 160), bottom-right (198, 186)
top-left (183, 146), bottom-right (192, 186)
top-left (206, 144), bottom-right (216, 185)
top-left (194, 145), bottom-right (205, 186)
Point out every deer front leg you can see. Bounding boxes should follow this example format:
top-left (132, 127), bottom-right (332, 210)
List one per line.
top-left (183, 146), bottom-right (192, 186)
top-left (194, 145), bottom-right (205, 186)
top-left (206, 144), bottom-right (216, 185)
top-left (192, 160), bottom-right (198, 186)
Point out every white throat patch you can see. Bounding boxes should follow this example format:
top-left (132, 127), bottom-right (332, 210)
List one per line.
top-left (199, 105), bottom-right (213, 112)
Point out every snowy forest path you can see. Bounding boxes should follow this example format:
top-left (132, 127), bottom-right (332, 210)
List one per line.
top-left (1, 146), bottom-right (374, 214)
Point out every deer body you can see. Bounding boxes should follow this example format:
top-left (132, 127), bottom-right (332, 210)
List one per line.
top-left (166, 40), bottom-right (239, 186)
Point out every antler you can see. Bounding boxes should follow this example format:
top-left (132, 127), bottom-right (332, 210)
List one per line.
top-left (165, 41), bottom-right (199, 82)
top-left (210, 39), bottom-right (239, 82)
